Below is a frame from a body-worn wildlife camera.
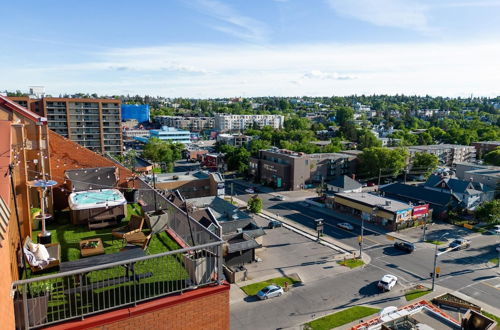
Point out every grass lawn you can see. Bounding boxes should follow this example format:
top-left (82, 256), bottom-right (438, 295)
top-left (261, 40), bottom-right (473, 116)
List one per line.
top-left (337, 258), bottom-right (364, 269)
top-left (489, 257), bottom-right (498, 265)
top-left (305, 306), bottom-right (380, 330)
top-left (240, 276), bottom-right (301, 296)
top-left (426, 240), bottom-right (445, 245)
top-left (482, 311), bottom-right (500, 324)
top-left (405, 289), bottom-right (432, 301)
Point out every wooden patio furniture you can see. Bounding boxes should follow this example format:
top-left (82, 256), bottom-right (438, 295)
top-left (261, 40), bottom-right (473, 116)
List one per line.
top-left (112, 215), bottom-right (144, 241)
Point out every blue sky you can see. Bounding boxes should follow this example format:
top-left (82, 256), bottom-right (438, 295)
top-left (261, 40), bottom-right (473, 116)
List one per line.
top-left (1, 0), bottom-right (500, 97)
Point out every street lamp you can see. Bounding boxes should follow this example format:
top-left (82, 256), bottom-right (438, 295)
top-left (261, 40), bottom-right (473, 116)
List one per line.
top-left (431, 232), bottom-right (449, 291)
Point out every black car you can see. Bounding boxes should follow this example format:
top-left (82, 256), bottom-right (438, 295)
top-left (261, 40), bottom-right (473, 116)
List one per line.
top-left (268, 220), bottom-right (283, 229)
top-left (394, 241), bottom-right (415, 253)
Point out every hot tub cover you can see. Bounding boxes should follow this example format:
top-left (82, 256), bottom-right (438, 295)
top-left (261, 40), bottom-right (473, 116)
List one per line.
top-left (68, 189), bottom-right (126, 210)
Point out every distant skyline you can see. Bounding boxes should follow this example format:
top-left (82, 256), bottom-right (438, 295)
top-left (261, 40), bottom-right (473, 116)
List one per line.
top-left (1, 0), bottom-right (500, 97)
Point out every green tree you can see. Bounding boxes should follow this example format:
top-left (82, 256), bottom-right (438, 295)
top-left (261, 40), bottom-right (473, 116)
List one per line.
top-left (247, 196), bottom-right (263, 213)
top-left (475, 200), bottom-right (500, 224)
top-left (357, 129), bottom-right (382, 150)
top-left (248, 139), bottom-right (271, 156)
top-left (417, 132), bottom-right (433, 145)
top-left (411, 152), bottom-right (438, 177)
top-left (335, 106), bottom-right (354, 126)
top-left (142, 138), bottom-right (183, 172)
top-left (284, 117), bottom-right (310, 130)
top-left (359, 147), bottom-right (408, 179)
top-left (484, 147), bottom-right (500, 166)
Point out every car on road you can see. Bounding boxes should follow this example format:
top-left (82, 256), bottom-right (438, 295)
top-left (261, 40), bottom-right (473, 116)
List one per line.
top-left (490, 225), bottom-right (500, 235)
top-left (337, 222), bottom-right (354, 231)
top-left (244, 187), bottom-right (255, 194)
top-left (275, 195), bottom-right (286, 201)
top-left (367, 182), bottom-right (376, 187)
top-left (448, 238), bottom-right (471, 250)
top-left (377, 274), bottom-right (398, 291)
top-left (393, 241), bottom-right (415, 253)
top-left (268, 220), bottom-right (283, 229)
top-left (256, 285), bottom-right (284, 300)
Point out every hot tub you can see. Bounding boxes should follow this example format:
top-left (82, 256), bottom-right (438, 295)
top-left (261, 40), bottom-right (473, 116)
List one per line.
top-left (68, 189), bottom-right (127, 228)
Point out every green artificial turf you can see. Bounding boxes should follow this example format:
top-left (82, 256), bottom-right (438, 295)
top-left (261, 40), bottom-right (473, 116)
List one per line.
top-left (337, 258), bottom-right (365, 268)
top-left (240, 276), bottom-right (301, 296)
top-left (305, 306), bottom-right (380, 330)
top-left (405, 289), bottom-right (432, 301)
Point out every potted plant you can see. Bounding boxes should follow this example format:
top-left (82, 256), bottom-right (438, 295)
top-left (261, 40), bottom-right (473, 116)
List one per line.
top-left (14, 281), bottom-right (54, 328)
top-left (31, 208), bottom-right (42, 230)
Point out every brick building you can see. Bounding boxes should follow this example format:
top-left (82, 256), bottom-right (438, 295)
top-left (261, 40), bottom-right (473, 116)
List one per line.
top-left (472, 140), bottom-right (500, 158)
top-left (249, 148), bottom-right (357, 190)
top-left (9, 97), bottom-right (123, 154)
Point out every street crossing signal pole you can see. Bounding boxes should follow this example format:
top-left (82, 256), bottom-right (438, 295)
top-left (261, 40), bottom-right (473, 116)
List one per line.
top-left (431, 233), bottom-right (449, 291)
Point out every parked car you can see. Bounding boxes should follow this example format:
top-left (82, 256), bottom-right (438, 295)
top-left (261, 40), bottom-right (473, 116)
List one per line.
top-left (449, 238), bottom-right (471, 250)
top-left (367, 182), bottom-right (376, 187)
top-left (275, 195), bottom-right (286, 201)
top-left (337, 222), bottom-right (354, 231)
top-left (245, 188), bottom-right (255, 194)
top-left (268, 220), bottom-right (283, 229)
top-left (393, 241), bottom-right (415, 253)
top-left (490, 225), bottom-right (500, 235)
top-left (377, 274), bottom-right (398, 291)
top-left (256, 285), bottom-right (284, 300)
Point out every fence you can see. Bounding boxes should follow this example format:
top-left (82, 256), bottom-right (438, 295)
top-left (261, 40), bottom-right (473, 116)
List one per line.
top-left (12, 241), bottom-right (223, 329)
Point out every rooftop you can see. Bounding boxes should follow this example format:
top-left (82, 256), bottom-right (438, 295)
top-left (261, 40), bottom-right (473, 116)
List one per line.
top-left (335, 192), bottom-right (412, 213)
top-left (150, 170), bottom-right (211, 183)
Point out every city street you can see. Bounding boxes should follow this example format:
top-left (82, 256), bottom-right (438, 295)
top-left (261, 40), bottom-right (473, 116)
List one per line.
top-left (227, 180), bottom-right (500, 329)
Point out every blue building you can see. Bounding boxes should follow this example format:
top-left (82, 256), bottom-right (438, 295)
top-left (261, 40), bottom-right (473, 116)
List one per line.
top-left (135, 126), bottom-right (191, 144)
top-left (121, 104), bottom-right (150, 123)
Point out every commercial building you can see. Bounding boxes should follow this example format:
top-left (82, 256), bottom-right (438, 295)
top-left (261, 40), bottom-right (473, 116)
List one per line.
top-left (216, 133), bottom-right (253, 147)
top-left (155, 115), bottom-right (215, 132)
top-left (327, 175), bottom-right (362, 193)
top-left (147, 170), bottom-right (225, 198)
top-left (134, 126), bottom-right (192, 144)
top-left (122, 128), bottom-right (150, 139)
top-left (121, 104), bottom-right (150, 123)
top-left (329, 192), bottom-right (417, 230)
top-left (249, 148), bottom-right (357, 190)
top-left (408, 144), bottom-right (476, 166)
top-left (214, 114), bottom-right (284, 132)
top-left (9, 96), bottom-right (123, 154)
top-left (472, 140), bottom-right (500, 158)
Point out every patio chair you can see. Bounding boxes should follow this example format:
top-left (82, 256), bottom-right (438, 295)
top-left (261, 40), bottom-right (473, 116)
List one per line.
top-left (23, 236), bottom-right (61, 273)
top-left (120, 233), bottom-right (153, 252)
top-left (112, 215), bottom-right (144, 241)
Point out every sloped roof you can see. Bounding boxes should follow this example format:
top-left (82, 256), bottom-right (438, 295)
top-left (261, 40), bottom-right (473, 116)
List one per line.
top-left (425, 175), bottom-right (479, 194)
top-left (226, 233), bottom-right (261, 253)
top-left (328, 175), bottom-right (362, 190)
top-left (0, 94), bottom-right (43, 122)
top-left (187, 196), bottom-right (251, 222)
top-left (381, 183), bottom-right (457, 206)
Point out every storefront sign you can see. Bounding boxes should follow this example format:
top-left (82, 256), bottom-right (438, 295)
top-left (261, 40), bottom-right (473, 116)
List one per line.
top-left (413, 204), bottom-right (429, 217)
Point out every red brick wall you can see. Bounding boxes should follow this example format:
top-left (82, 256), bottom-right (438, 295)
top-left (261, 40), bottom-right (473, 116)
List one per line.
top-left (48, 130), bottom-right (134, 210)
top-left (0, 224), bottom-right (17, 330)
top-left (47, 284), bottom-right (230, 330)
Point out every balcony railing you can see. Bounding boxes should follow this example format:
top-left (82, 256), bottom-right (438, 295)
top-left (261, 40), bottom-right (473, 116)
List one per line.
top-left (12, 241), bottom-right (223, 329)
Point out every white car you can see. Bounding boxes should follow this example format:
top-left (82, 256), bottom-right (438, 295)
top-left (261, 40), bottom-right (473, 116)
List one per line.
top-left (490, 225), bottom-right (500, 235)
top-left (275, 195), bottom-right (286, 201)
top-left (245, 188), bottom-right (255, 194)
top-left (337, 222), bottom-right (354, 231)
top-left (256, 285), bottom-right (284, 300)
top-left (378, 274), bottom-right (398, 291)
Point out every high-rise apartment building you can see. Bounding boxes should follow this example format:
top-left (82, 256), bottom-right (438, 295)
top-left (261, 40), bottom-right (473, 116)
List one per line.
top-left (9, 97), bottom-right (123, 154)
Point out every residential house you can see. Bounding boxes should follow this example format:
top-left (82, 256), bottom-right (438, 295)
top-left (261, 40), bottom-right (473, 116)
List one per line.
top-left (327, 175), bottom-right (363, 193)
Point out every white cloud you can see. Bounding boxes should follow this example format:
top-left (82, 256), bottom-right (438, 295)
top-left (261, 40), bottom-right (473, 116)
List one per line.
top-left (302, 70), bottom-right (357, 80)
top-left (192, 0), bottom-right (269, 42)
top-left (3, 42), bottom-right (500, 98)
top-left (326, 0), bottom-right (430, 32)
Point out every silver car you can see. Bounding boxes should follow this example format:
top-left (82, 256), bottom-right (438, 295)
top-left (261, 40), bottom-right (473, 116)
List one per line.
top-left (256, 285), bottom-right (284, 300)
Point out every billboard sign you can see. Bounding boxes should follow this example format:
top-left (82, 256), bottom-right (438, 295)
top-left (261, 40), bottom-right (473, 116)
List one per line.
top-left (412, 204), bottom-right (429, 218)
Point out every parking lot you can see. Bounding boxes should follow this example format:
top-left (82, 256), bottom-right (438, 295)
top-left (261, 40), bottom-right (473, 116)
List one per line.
top-left (240, 215), bottom-right (346, 284)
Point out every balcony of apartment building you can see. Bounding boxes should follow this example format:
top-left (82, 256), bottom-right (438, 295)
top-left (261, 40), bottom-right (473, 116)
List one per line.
top-left (46, 109), bottom-right (67, 115)
top-left (12, 177), bottom-right (224, 329)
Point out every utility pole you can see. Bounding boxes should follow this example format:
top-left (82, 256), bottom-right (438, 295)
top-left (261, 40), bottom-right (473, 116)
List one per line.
top-left (377, 168), bottom-right (382, 194)
top-left (422, 215), bottom-right (428, 242)
top-left (358, 216), bottom-right (364, 258)
top-left (432, 233), bottom-right (449, 291)
top-left (230, 182), bottom-right (234, 204)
